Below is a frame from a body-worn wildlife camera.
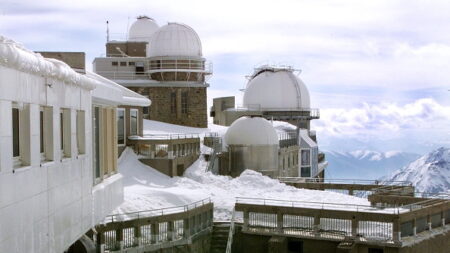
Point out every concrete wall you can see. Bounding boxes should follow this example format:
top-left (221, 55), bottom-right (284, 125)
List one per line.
top-left (0, 65), bottom-right (123, 253)
top-left (130, 86), bottom-right (207, 128)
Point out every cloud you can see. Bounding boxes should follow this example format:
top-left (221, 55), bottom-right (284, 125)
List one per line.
top-left (313, 98), bottom-right (450, 139)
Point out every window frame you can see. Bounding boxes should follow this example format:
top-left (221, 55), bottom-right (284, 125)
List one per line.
top-left (60, 108), bottom-right (71, 159)
top-left (93, 106), bottom-right (102, 184)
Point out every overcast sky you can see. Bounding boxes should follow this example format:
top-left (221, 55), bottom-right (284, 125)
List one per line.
top-left (1, 0), bottom-right (449, 153)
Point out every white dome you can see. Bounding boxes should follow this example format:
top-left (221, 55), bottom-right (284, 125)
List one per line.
top-left (224, 117), bottom-right (279, 146)
top-left (128, 16), bottom-right (159, 43)
top-left (243, 69), bottom-right (310, 110)
top-left (148, 23), bottom-right (202, 57)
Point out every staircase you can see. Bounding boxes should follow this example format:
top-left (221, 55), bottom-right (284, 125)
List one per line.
top-left (210, 222), bottom-right (230, 253)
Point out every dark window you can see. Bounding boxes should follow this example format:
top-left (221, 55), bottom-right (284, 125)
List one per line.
top-left (40, 110), bottom-right (44, 154)
top-left (120, 62), bottom-right (127, 66)
top-left (112, 61), bottom-right (118, 66)
top-left (301, 167), bottom-right (311, 177)
top-left (60, 111), bottom-right (64, 151)
top-left (130, 109), bottom-right (138, 136)
top-left (93, 107), bottom-right (101, 180)
top-left (143, 106), bottom-right (149, 114)
top-left (368, 249), bottom-right (384, 253)
top-left (129, 62), bottom-right (135, 66)
top-left (181, 91), bottom-right (188, 114)
top-left (170, 92), bottom-right (177, 114)
top-left (117, 109), bottom-right (125, 144)
top-left (12, 108), bottom-right (20, 157)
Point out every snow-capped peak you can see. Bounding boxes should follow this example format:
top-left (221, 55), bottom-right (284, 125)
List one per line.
top-left (386, 147), bottom-right (450, 193)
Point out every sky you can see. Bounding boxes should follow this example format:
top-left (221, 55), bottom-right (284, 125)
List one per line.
top-left (1, 0), bottom-right (449, 154)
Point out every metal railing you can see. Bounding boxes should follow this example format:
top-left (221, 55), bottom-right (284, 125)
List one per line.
top-left (148, 59), bottom-right (213, 74)
top-left (278, 177), bottom-right (412, 186)
top-left (129, 133), bottom-right (201, 140)
top-left (225, 209), bottom-right (236, 253)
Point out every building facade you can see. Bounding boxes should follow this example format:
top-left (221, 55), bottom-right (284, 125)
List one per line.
top-left (94, 16), bottom-right (211, 128)
top-left (0, 36), bottom-right (150, 253)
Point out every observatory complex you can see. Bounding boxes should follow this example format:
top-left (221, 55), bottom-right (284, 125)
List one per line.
top-left (94, 16), bottom-right (211, 128)
top-left (210, 65), bottom-right (325, 179)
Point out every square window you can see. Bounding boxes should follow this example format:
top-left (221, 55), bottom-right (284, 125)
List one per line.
top-left (112, 61), bottom-right (118, 66)
top-left (120, 62), bottom-right (127, 66)
top-left (129, 62), bottom-right (135, 66)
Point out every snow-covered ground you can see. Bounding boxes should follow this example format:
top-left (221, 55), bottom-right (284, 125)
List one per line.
top-left (113, 120), bottom-right (409, 220)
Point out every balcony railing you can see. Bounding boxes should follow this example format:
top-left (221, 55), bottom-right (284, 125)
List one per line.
top-left (148, 59), bottom-right (213, 74)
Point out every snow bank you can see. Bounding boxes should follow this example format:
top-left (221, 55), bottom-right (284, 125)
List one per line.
top-left (0, 35), bottom-right (97, 90)
top-left (115, 147), bottom-right (372, 220)
top-left (143, 119), bottom-right (228, 136)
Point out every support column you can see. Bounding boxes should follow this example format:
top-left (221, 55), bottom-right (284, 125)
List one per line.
top-left (393, 219), bottom-right (400, 242)
top-left (151, 223), bottom-right (159, 244)
top-left (351, 217), bottom-right (358, 237)
top-left (168, 221), bottom-right (174, 241)
top-left (243, 211), bottom-right (249, 230)
top-left (183, 217), bottom-right (191, 239)
top-left (313, 214), bottom-right (320, 235)
top-left (116, 228), bottom-right (124, 250)
top-left (412, 218), bottom-right (417, 236)
top-left (134, 225), bottom-right (141, 247)
top-left (277, 212), bottom-right (283, 233)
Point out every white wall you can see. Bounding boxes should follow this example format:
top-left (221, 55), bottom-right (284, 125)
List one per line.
top-left (0, 65), bottom-right (123, 253)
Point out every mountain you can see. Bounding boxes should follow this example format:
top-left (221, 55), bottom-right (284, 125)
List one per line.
top-left (386, 147), bottom-right (450, 193)
top-left (324, 150), bottom-right (420, 180)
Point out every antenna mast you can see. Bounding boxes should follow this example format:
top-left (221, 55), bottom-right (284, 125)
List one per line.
top-left (106, 21), bottom-right (110, 42)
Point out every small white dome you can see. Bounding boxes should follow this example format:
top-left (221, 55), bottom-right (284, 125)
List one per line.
top-left (225, 117), bottom-right (279, 146)
top-left (243, 69), bottom-right (310, 110)
top-left (148, 22), bottom-right (202, 57)
top-left (128, 16), bottom-right (159, 43)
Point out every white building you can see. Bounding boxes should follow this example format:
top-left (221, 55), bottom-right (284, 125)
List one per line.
top-left (0, 36), bottom-right (150, 253)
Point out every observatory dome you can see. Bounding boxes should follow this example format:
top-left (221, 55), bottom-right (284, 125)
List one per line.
top-left (128, 16), bottom-right (159, 43)
top-left (148, 23), bottom-right (202, 57)
top-left (243, 69), bottom-right (310, 110)
top-left (224, 117), bottom-right (279, 146)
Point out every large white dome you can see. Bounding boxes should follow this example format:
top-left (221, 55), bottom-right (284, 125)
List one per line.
top-left (243, 69), bottom-right (310, 110)
top-left (128, 16), bottom-right (159, 43)
top-left (224, 117), bottom-right (279, 146)
top-left (148, 22), bottom-right (202, 57)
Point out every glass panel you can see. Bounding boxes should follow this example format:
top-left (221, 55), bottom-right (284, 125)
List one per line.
top-left (117, 109), bottom-right (125, 145)
top-left (301, 167), bottom-right (311, 177)
top-left (301, 150), bottom-right (311, 166)
top-left (12, 108), bottom-right (20, 157)
top-left (181, 91), bottom-right (188, 114)
top-left (170, 92), bottom-right (177, 113)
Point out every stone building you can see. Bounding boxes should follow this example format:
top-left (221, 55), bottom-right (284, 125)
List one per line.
top-left (94, 16), bottom-right (212, 128)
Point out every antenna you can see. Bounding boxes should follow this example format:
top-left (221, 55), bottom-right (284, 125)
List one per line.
top-left (106, 21), bottom-right (110, 42)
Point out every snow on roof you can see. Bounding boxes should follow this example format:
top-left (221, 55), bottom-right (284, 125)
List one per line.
top-left (0, 35), bottom-right (97, 90)
top-left (87, 71), bottom-right (151, 107)
top-left (225, 117), bottom-right (279, 146)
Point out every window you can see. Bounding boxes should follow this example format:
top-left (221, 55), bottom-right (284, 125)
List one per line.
top-left (170, 92), bottom-right (177, 114)
top-left (60, 108), bottom-right (71, 158)
top-left (301, 150), bottom-right (311, 166)
top-left (120, 61), bottom-right (127, 66)
top-left (39, 108), bottom-right (45, 161)
top-left (12, 107), bottom-right (20, 161)
top-left (77, 110), bottom-right (86, 155)
top-left (130, 109), bottom-right (138, 136)
top-left (93, 106), bottom-right (101, 180)
top-left (143, 106), bottom-right (149, 115)
top-left (112, 61), bottom-right (118, 66)
top-left (181, 91), bottom-right (188, 114)
top-left (301, 166), bottom-right (311, 177)
top-left (117, 108), bottom-right (125, 145)
top-left (129, 62), bottom-right (135, 66)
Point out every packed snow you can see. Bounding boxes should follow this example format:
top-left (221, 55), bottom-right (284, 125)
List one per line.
top-left (115, 147), bottom-right (376, 220)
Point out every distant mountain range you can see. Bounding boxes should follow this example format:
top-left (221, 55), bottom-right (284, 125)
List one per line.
top-left (323, 150), bottom-right (420, 180)
top-left (385, 147), bottom-right (450, 193)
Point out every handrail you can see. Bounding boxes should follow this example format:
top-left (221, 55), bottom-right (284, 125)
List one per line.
top-left (278, 177), bottom-right (412, 186)
top-left (225, 209), bottom-right (236, 253)
top-left (106, 197), bottom-right (211, 222)
top-left (235, 197), bottom-right (403, 214)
